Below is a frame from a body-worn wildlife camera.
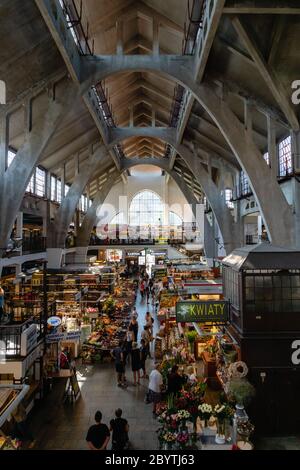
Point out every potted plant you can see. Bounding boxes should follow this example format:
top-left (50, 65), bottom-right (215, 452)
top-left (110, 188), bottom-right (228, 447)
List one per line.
top-left (228, 378), bottom-right (256, 408)
top-left (185, 330), bottom-right (198, 354)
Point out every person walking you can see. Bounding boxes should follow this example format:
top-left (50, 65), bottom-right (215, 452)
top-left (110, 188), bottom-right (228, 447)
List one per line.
top-left (86, 411), bottom-right (110, 450)
top-left (140, 339), bottom-right (148, 378)
top-left (110, 409), bottom-right (129, 451)
top-left (125, 325), bottom-right (134, 362)
top-left (145, 311), bottom-right (154, 338)
top-left (148, 363), bottom-right (164, 415)
top-left (130, 316), bottom-right (139, 342)
top-left (112, 341), bottom-right (126, 388)
top-left (141, 325), bottom-right (151, 359)
top-left (140, 279), bottom-right (145, 299)
top-left (131, 342), bottom-right (141, 385)
top-left (145, 285), bottom-right (150, 304)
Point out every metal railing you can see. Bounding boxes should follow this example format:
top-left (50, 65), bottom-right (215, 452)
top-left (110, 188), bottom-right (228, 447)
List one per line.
top-left (168, 0), bottom-right (205, 130)
top-left (0, 316), bottom-right (46, 357)
top-left (59, 0), bottom-right (94, 56)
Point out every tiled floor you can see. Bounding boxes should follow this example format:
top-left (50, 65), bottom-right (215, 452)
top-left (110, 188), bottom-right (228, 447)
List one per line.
top-left (29, 292), bottom-right (159, 450)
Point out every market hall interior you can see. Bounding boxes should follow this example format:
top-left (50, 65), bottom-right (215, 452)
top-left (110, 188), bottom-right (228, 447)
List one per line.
top-left (1, 0), bottom-right (300, 452)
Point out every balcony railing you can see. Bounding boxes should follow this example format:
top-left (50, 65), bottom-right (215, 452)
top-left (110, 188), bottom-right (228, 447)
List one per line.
top-left (0, 317), bottom-right (45, 358)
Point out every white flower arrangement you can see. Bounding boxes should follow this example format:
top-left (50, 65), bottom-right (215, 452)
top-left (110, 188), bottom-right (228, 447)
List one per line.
top-left (198, 403), bottom-right (213, 414)
top-left (177, 410), bottom-right (190, 420)
top-left (214, 404), bottom-right (226, 414)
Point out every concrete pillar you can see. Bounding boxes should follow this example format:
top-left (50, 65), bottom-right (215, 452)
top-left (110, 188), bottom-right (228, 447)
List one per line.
top-left (74, 246), bottom-right (88, 264)
top-left (267, 115), bottom-right (277, 180)
top-left (24, 98), bottom-right (32, 134)
top-left (152, 19), bottom-right (159, 55)
top-left (152, 108), bottom-right (156, 127)
top-left (204, 214), bottom-right (216, 267)
top-left (116, 20), bottom-right (123, 55)
top-left (61, 164), bottom-right (66, 200)
top-left (0, 114), bottom-right (9, 176)
top-left (16, 211), bottom-right (23, 238)
top-left (244, 99), bottom-right (253, 134)
top-left (47, 248), bottom-right (64, 269)
top-left (74, 153), bottom-right (80, 176)
top-left (129, 106), bottom-right (134, 127)
top-left (0, 79), bottom-right (77, 255)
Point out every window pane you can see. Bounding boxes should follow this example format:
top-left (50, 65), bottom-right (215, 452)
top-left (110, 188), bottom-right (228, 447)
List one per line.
top-left (57, 179), bottom-right (62, 203)
top-left (26, 173), bottom-right (34, 193)
top-left (225, 189), bottom-right (234, 209)
top-left (7, 150), bottom-right (16, 167)
top-left (129, 190), bottom-right (163, 227)
top-left (51, 176), bottom-right (56, 201)
top-left (35, 167), bottom-right (45, 197)
top-left (240, 171), bottom-right (251, 195)
top-left (279, 135), bottom-right (292, 177)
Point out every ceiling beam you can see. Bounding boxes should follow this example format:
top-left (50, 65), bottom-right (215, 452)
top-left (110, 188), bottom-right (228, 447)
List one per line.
top-left (223, 1), bottom-right (300, 14)
top-left (231, 16), bottom-right (299, 130)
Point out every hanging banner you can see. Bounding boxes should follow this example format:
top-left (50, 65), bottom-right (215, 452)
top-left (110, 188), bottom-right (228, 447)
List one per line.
top-left (176, 300), bottom-right (229, 323)
top-left (46, 330), bottom-right (81, 344)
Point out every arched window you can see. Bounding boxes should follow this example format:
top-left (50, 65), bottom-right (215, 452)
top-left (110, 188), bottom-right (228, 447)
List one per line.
top-left (110, 212), bottom-right (125, 224)
top-left (129, 190), bottom-right (163, 226)
top-left (169, 211), bottom-right (183, 227)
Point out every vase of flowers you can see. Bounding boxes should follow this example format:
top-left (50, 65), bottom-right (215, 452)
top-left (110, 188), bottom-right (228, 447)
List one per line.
top-left (198, 403), bottom-right (213, 430)
top-left (213, 403), bottom-right (233, 444)
top-left (162, 432), bottom-right (177, 450)
top-left (176, 431), bottom-right (189, 449)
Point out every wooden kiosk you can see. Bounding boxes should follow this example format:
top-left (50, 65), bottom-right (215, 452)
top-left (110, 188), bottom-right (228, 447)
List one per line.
top-left (222, 243), bottom-right (300, 434)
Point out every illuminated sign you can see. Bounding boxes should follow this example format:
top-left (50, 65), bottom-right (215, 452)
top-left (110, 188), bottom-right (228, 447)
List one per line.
top-left (47, 316), bottom-right (62, 328)
top-left (176, 301), bottom-right (229, 323)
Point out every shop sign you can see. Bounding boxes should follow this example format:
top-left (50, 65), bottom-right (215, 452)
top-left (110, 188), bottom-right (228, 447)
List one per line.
top-left (154, 252), bottom-right (167, 257)
top-left (21, 324), bottom-right (38, 356)
top-left (126, 252), bottom-right (140, 257)
top-left (47, 316), bottom-right (62, 328)
top-left (46, 330), bottom-right (81, 344)
top-left (176, 300), bottom-right (229, 323)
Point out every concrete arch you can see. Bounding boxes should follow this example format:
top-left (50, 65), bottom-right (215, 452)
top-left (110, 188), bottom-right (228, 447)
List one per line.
top-left (82, 56), bottom-right (294, 246)
top-left (58, 127), bottom-right (242, 253)
top-left (76, 158), bottom-right (240, 256)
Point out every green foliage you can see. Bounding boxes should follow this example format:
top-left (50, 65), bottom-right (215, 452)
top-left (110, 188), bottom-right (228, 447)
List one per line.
top-left (185, 330), bottom-right (198, 344)
top-left (228, 378), bottom-right (256, 407)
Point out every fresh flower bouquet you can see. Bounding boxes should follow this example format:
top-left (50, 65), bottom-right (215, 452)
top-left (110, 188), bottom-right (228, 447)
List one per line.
top-left (213, 403), bottom-right (233, 422)
top-left (177, 409), bottom-right (191, 421)
top-left (177, 431), bottom-right (189, 448)
top-left (198, 403), bottom-right (213, 425)
top-left (162, 431), bottom-right (177, 443)
top-left (204, 337), bottom-right (218, 356)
